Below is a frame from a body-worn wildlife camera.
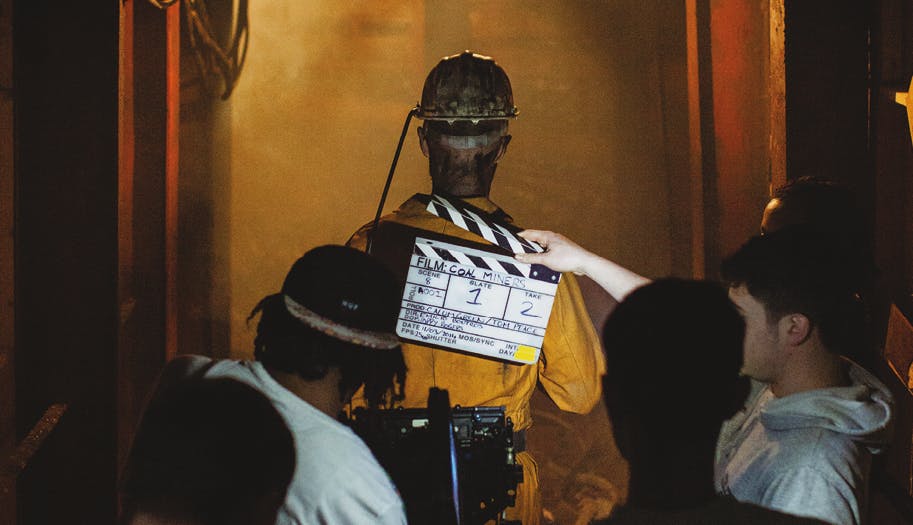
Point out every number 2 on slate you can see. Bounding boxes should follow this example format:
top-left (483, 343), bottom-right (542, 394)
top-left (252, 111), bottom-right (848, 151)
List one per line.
top-left (467, 288), bottom-right (482, 305)
top-left (521, 301), bottom-right (540, 317)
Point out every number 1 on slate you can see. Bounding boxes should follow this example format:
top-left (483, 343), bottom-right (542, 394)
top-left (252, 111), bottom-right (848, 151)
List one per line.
top-left (467, 288), bottom-right (482, 305)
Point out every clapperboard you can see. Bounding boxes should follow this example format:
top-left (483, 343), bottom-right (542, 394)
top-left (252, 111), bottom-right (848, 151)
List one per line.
top-left (388, 195), bottom-right (561, 365)
top-left (425, 194), bottom-right (547, 255)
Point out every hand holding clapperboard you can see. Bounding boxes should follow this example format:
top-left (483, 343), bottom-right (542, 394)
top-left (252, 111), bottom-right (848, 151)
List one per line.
top-left (395, 194), bottom-right (561, 365)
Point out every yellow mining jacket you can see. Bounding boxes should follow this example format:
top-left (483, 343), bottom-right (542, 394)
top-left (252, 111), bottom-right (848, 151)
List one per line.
top-left (347, 194), bottom-right (605, 430)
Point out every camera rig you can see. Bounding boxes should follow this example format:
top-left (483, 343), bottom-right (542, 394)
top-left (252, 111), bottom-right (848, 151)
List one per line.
top-left (347, 388), bottom-right (523, 524)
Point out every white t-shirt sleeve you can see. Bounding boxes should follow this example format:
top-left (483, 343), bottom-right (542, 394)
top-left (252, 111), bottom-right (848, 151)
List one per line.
top-left (374, 504), bottom-right (408, 525)
top-left (318, 489), bottom-right (406, 525)
top-left (274, 463), bottom-right (406, 525)
top-left (309, 464), bottom-right (406, 525)
top-left (278, 424), bottom-right (406, 525)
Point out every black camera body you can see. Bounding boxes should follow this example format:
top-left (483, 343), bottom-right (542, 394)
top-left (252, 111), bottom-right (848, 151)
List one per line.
top-left (348, 389), bottom-right (523, 524)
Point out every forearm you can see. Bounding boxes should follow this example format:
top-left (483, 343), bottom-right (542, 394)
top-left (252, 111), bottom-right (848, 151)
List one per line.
top-left (515, 230), bottom-right (650, 301)
top-left (578, 252), bottom-right (651, 301)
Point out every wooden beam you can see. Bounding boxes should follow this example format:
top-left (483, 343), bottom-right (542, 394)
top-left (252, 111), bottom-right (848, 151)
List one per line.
top-left (685, 0), bottom-right (706, 278)
top-left (117, 0), bottom-right (137, 474)
top-left (117, 0), bottom-right (180, 474)
top-left (769, 0), bottom-right (786, 192)
top-left (0, 404), bottom-right (68, 494)
top-left (0, 0), bottom-right (15, 520)
top-left (165, 4), bottom-right (180, 362)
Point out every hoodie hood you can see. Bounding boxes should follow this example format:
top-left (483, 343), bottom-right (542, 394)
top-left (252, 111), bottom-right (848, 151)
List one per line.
top-left (760, 360), bottom-right (894, 453)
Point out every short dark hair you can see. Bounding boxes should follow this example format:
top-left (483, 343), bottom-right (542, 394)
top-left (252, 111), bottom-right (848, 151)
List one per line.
top-left (601, 279), bottom-right (745, 429)
top-left (121, 378), bottom-right (295, 525)
top-left (721, 226), bottom-right (865, 357)
top-left (249, 294), bottom-right (406, 408)
top-left (770, 176), bottom-right (865, 241)
top-left (773, 176), bottom-right (855, 210)
top-left (250, 245), bottom-right (407, 409)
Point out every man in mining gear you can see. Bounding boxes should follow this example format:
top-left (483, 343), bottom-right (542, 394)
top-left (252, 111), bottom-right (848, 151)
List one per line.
top-left (348, 51), bottom-right (605, 524)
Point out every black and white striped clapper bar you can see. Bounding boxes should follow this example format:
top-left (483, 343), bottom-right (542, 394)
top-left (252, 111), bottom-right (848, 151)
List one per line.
top-left (394, 197), bottom-right (562, 365)
top-left (425, 194), bottom-right (545, 255)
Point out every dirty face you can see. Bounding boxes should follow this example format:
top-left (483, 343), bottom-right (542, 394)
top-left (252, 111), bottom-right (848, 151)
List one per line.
top-left (418, 120), bottom-right (510, 197)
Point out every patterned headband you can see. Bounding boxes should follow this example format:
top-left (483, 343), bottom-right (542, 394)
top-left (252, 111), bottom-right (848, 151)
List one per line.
top-left (283, 295), bottom-right (401, 350)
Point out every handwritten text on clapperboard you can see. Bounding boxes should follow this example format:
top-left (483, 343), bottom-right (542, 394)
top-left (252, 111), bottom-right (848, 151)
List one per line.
top-left (396, 237), bottom-right (559, 365)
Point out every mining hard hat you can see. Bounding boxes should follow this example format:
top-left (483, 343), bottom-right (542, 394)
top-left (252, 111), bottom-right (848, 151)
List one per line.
top-left (281, 245), bottom-right (401, 350)
top-left (417, 51), bottom-right (519, 122)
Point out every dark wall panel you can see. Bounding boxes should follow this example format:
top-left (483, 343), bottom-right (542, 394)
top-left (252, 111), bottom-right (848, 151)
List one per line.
top-left (785, 0), bottom-right (870, 185)
top-left (14, 2), bottom-right (120, 522)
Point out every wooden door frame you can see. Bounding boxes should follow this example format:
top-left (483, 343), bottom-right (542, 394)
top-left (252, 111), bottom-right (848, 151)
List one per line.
top-left (0, 0), bottom-right (16, 519)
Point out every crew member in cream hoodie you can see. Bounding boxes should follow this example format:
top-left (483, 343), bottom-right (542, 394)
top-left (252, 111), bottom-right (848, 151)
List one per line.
top-left (715, 227), bottom-right (893, 525)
